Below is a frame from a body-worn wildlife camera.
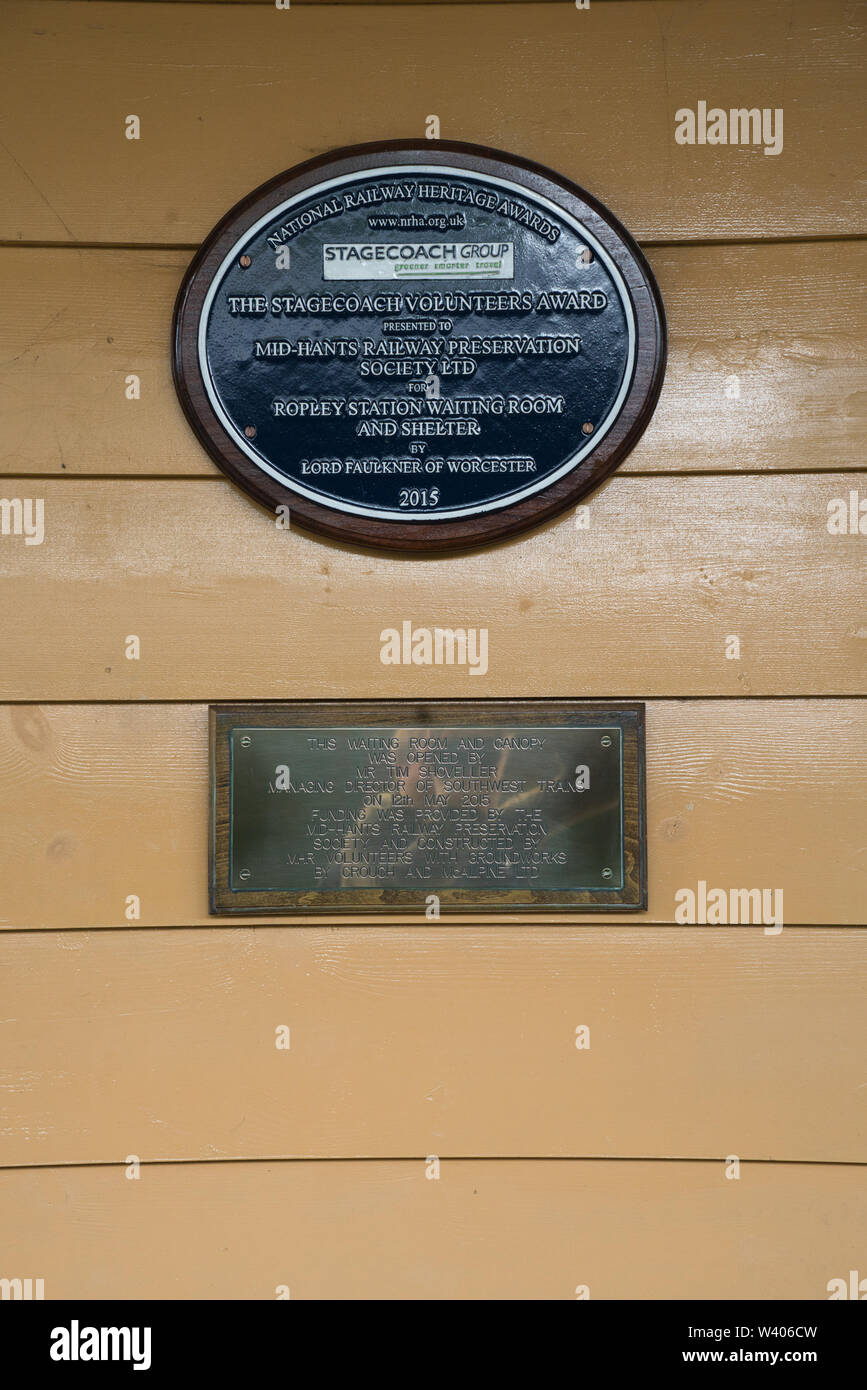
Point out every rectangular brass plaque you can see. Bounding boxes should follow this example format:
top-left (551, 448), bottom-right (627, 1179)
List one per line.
top-left (210, 702), bottom-right (646, 914)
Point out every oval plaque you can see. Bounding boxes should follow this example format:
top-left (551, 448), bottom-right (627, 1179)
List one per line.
top-left (173, 141), bottom-right (666, 551)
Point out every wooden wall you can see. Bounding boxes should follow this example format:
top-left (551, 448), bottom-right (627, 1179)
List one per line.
top-left (0, 0), bottom-right (864, 1299)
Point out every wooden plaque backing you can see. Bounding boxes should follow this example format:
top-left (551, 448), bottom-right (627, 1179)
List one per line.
top-left (174, 141), bottom-right (666, 553)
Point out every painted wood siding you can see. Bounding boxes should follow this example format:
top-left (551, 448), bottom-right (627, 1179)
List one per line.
top-left (0, 0), bottom-right (864, 1299)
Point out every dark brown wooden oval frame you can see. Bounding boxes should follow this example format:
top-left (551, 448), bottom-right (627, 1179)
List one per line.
top-left (172, 140), bottom-right (666, 553)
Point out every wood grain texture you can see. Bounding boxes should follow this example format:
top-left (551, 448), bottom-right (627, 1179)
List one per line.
top-left (1, 0), bottom-right (864, 1305)
top-left (0, 475), bottom-right (863, 701)
top-left (3, 240), bottom-right (863, 478)
top-left (70, 1), bottom-right (664, 7)
top-left (67, 1), bottom-right (633, 5)
top-left (1, 1), bottom-right (863, 245)
top-left (0, 701), bottom-right (863, 928)
top-left (2, 925), bottom-right (865, 1165)
top-left (1, 1159), bottom-right (863, 1298)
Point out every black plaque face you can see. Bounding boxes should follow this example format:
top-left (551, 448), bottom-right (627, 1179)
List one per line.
top-left (175, 142), bottom-right (666, 551)
top-left (210, 702), bottom-right (646, 914)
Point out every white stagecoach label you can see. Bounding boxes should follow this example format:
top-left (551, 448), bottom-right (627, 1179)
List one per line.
top-left (323, 241), bottom-right (515, 281)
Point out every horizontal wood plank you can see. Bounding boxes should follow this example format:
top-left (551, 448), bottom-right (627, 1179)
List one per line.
top-left (2, 241), bottom-right (863, 478)
top-left (0, 1159), bottom-right (863, 1298)
top-left (1, 1), bottom-right (862, 244)
top-left (69, 2), bottom-right (667, 7)
top-left (1, 924), bottom-right (865, 1164)
top-left (0, 475), bottom-right (863, 701)
top-left (69, 1), bottom-right (656, 6)
top-left (0, 701), bottom-right (863, 927)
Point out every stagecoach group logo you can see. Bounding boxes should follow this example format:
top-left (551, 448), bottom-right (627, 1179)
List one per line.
top-left (322, 240), bottom-right (515, 281)
top-left (173, 140), bottom-right (666, 551)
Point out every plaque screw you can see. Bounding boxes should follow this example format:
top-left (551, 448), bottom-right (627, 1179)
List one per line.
top-left (602, 868), bottom-right (613, 880)
top-left (239, 869), bottom-right (252, 881)
top-left (581, 248), bottom-right (594, 264)
top-left (600, 735), bottom-right (612, 748)
top-left (582, 422), bottom-right (594, 435)
top-left (239, 254), bottom-right (252, 268)
top-left (239, 736), bottom-right (252, 747)
top-left (244, 425), bottom-right (257, 439)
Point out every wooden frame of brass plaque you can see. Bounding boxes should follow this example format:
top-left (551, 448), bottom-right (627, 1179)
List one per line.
top-left (210, 701), bottom-right (646, 915)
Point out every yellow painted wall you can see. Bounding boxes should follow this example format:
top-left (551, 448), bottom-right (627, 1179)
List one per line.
top-left (0, 0), bottom-right (864, 1299)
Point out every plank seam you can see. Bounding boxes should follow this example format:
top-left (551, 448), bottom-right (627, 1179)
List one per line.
top-left (1, 1156), bottom-right (865, 1173)
top-left (1, 696), bottom-right (864, 706)
top-left (1, 233), bottom-right (865, 253)
top-left (1, 922), bottom-right (865, 934)
top-left (2, 469), bottom-right (864, 483)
